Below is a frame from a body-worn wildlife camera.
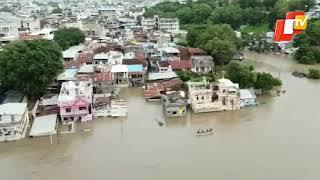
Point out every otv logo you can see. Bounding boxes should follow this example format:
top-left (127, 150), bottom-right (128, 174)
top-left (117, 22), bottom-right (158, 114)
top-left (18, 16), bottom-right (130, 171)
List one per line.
top-left (273, 11), bottom-right (308, 42)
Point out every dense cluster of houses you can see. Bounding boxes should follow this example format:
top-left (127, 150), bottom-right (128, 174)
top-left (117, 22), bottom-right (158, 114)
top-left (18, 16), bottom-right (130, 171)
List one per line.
top-left (0, 0), bottom-right (259, 143)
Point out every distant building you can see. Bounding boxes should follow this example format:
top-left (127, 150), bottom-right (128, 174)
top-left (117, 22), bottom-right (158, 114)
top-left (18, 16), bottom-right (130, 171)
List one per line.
top-left (62, 45), bottom-right (85, 62)
top-left (98, 8), bottom-right (117, 19)
top-left (0, 103), bottom-right (29, 142)
top-left (141, 16), bottom-right (179, 33)
top-left (93, 51), bottom-right (123, 65)
top-left (158, 46), bottom-right (180, 61)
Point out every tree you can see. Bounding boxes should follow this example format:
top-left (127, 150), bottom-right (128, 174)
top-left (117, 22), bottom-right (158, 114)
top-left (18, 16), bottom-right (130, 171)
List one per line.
top-left (209, 5), bottom-right (243, 29)
top-left (186, 25), bottom-right (207, 47)
top-left (243, 7), bottom-right (267, 26)
top-left (187, 24), bottom-right (239, 65)
top-left (237, 0), bottom-right (262, 8)
top-left (54, 27), bottom-right (85, 50)
top-left (262, 0), bottom-right (278, 10)
top-left (176, 7), bottom-right (194, 24)
top-left (0, 40), bottom-right (64, 99)
top-left (267, 0), bottom-right (288, 28)
top-left (225, 62), bottom-right (256, 88)
top-left (307, 68), bottom-right (320, 79)
top-left (204, 38), bottom-right (237, 65)
top-left (255, 72), bottom-right (282, 91)
top-left (192, 4), bottom-right (212, 24)
top-left (295, 44), bottom-right (317, 64)
top-left (288, 0), bottom-right (315, 11)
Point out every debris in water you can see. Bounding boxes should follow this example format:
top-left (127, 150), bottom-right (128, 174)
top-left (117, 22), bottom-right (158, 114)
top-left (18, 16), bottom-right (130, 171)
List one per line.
top-left (154, 118), bottom-right (164, 127)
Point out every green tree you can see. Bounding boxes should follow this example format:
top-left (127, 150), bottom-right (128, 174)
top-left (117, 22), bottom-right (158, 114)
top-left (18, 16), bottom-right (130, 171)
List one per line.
top-left (262, 0), bottom-right (278, 10)
top-left (0, 40), bottom-right (63, 99)
top-left (307, 68), bottom-right (320, 79)
top-left (237, 0), bottom-right (262, 8)
top-left (176, 7), bottom-right (194, 24)
top-left (192, 4), bottom-right (212, 24)
top-left (209, 5), bottom-right (243, 29)
top-left (304, 20), bottom-right (320, 46)
top-left (203, 38), bottom-right (237, 65)
top-left (225, 62), bottom-right (256, 88)
top-left (243, 7), bottom-right (267, 26)
top-left (267, 0), bottom-right (288, 28)
top-left (288, 0), bottom-right (315, 11)
top-left (186, 25), bottom-right (207, 47)
top-left (54, 27), bottom-right (85, 50)
top-left (295, 44), bottom-right (317, 64)
top-left (255, 72), bottom-right (282, 90)
top-left (187, 24), bottom-right (238, 65)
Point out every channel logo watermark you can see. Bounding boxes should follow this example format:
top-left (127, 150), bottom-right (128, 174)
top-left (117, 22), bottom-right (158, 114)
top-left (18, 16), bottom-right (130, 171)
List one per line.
top-left (273, 11), bottom-right (308, 42)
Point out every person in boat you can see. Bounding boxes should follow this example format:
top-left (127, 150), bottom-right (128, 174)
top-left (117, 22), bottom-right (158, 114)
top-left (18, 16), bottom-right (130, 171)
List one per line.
top-left (197, 129), bottom-right (201, 134)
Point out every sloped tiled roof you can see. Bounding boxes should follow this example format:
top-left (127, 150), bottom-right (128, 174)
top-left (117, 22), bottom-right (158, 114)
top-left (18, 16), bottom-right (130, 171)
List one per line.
top-left (169, 60), bottom-right (192, 70)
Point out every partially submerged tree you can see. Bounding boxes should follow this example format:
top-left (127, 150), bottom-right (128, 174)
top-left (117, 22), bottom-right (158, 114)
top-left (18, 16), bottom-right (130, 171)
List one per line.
top-left (255, 72), bottom-right (282, 91)
top-left (225, 62), bottom-right (282, 90)
top-left (0, 40), bottom-right (64, 99)
top-left (54, 27), bottom-right (85, 50)
top-left (307, 68), bottom-right (320, 79)
top-left (225, 62), bottom-right (256, 88)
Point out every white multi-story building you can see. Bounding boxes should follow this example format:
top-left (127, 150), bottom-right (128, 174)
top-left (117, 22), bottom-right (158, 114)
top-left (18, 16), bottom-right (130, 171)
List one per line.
top-left (158, 17), bottom-right (179, 32)
top-left (141, 16), bottom-right (179, 33)
top-left (187, 78), bottom-right (241, 113)
top-left (0, 103), bottom-right (29, 142)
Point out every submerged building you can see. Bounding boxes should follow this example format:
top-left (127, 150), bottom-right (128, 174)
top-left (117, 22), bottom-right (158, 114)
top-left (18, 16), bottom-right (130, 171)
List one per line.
top-left (0, 103), bottom-right (29, 142)
top-left (187, 78), bottom-right (240, 113)
top-left (58, 81), bottom-right (93, 123)
top-left (161, 91), bottom-right (188, 117)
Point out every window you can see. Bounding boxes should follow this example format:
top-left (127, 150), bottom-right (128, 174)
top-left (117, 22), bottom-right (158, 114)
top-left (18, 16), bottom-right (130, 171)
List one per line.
top-left (196, 96), bottom-right (199, 100)
top-left (11, 115), bottom-right (14, 122)
top-left (172, 111), bottom-right (177, 115)
top-left (0, 115), bottom-right (2, 121)
top-left (63, 117), bottom-right (68, 121)
top-left (79, 107), bottom-right (86, 111)
top-left (202, 96), bottom-right (204, 100)
top-left (66, 108), bottom-right (71, 113)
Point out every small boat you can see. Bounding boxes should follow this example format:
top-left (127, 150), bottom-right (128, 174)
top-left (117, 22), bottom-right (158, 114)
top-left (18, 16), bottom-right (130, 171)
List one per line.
top-left (196, 128), bottom-right (213, 136)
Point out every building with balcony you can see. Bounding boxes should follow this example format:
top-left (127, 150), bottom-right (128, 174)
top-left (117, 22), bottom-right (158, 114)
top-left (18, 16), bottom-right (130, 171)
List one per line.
top-left (187, 78), bottom-right (240, 113)
top-left (58, 81), bottom-right (93, 123)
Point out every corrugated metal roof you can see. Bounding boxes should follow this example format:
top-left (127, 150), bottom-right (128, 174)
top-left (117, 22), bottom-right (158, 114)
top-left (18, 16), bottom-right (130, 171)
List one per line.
top-left (0, 103), bottom-right (27, 115)
top-left (148, 71), bottom-right (178, 81)
top-left (29, 114), bottom-right (57, 137)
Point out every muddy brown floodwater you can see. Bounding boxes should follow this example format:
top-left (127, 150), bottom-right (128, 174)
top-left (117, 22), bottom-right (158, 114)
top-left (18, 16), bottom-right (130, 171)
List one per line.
top-left (1, 52), bottom-right (320, 180)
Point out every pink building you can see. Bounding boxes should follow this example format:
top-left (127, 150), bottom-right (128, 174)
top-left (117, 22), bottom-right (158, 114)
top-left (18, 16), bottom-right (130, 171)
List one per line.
top-left (58, 81), bottom-right (93, 123)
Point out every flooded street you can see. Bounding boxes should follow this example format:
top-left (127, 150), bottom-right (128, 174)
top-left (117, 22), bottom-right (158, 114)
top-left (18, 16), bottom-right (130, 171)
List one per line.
top-left (1, 52), bottom-right (320, 180)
